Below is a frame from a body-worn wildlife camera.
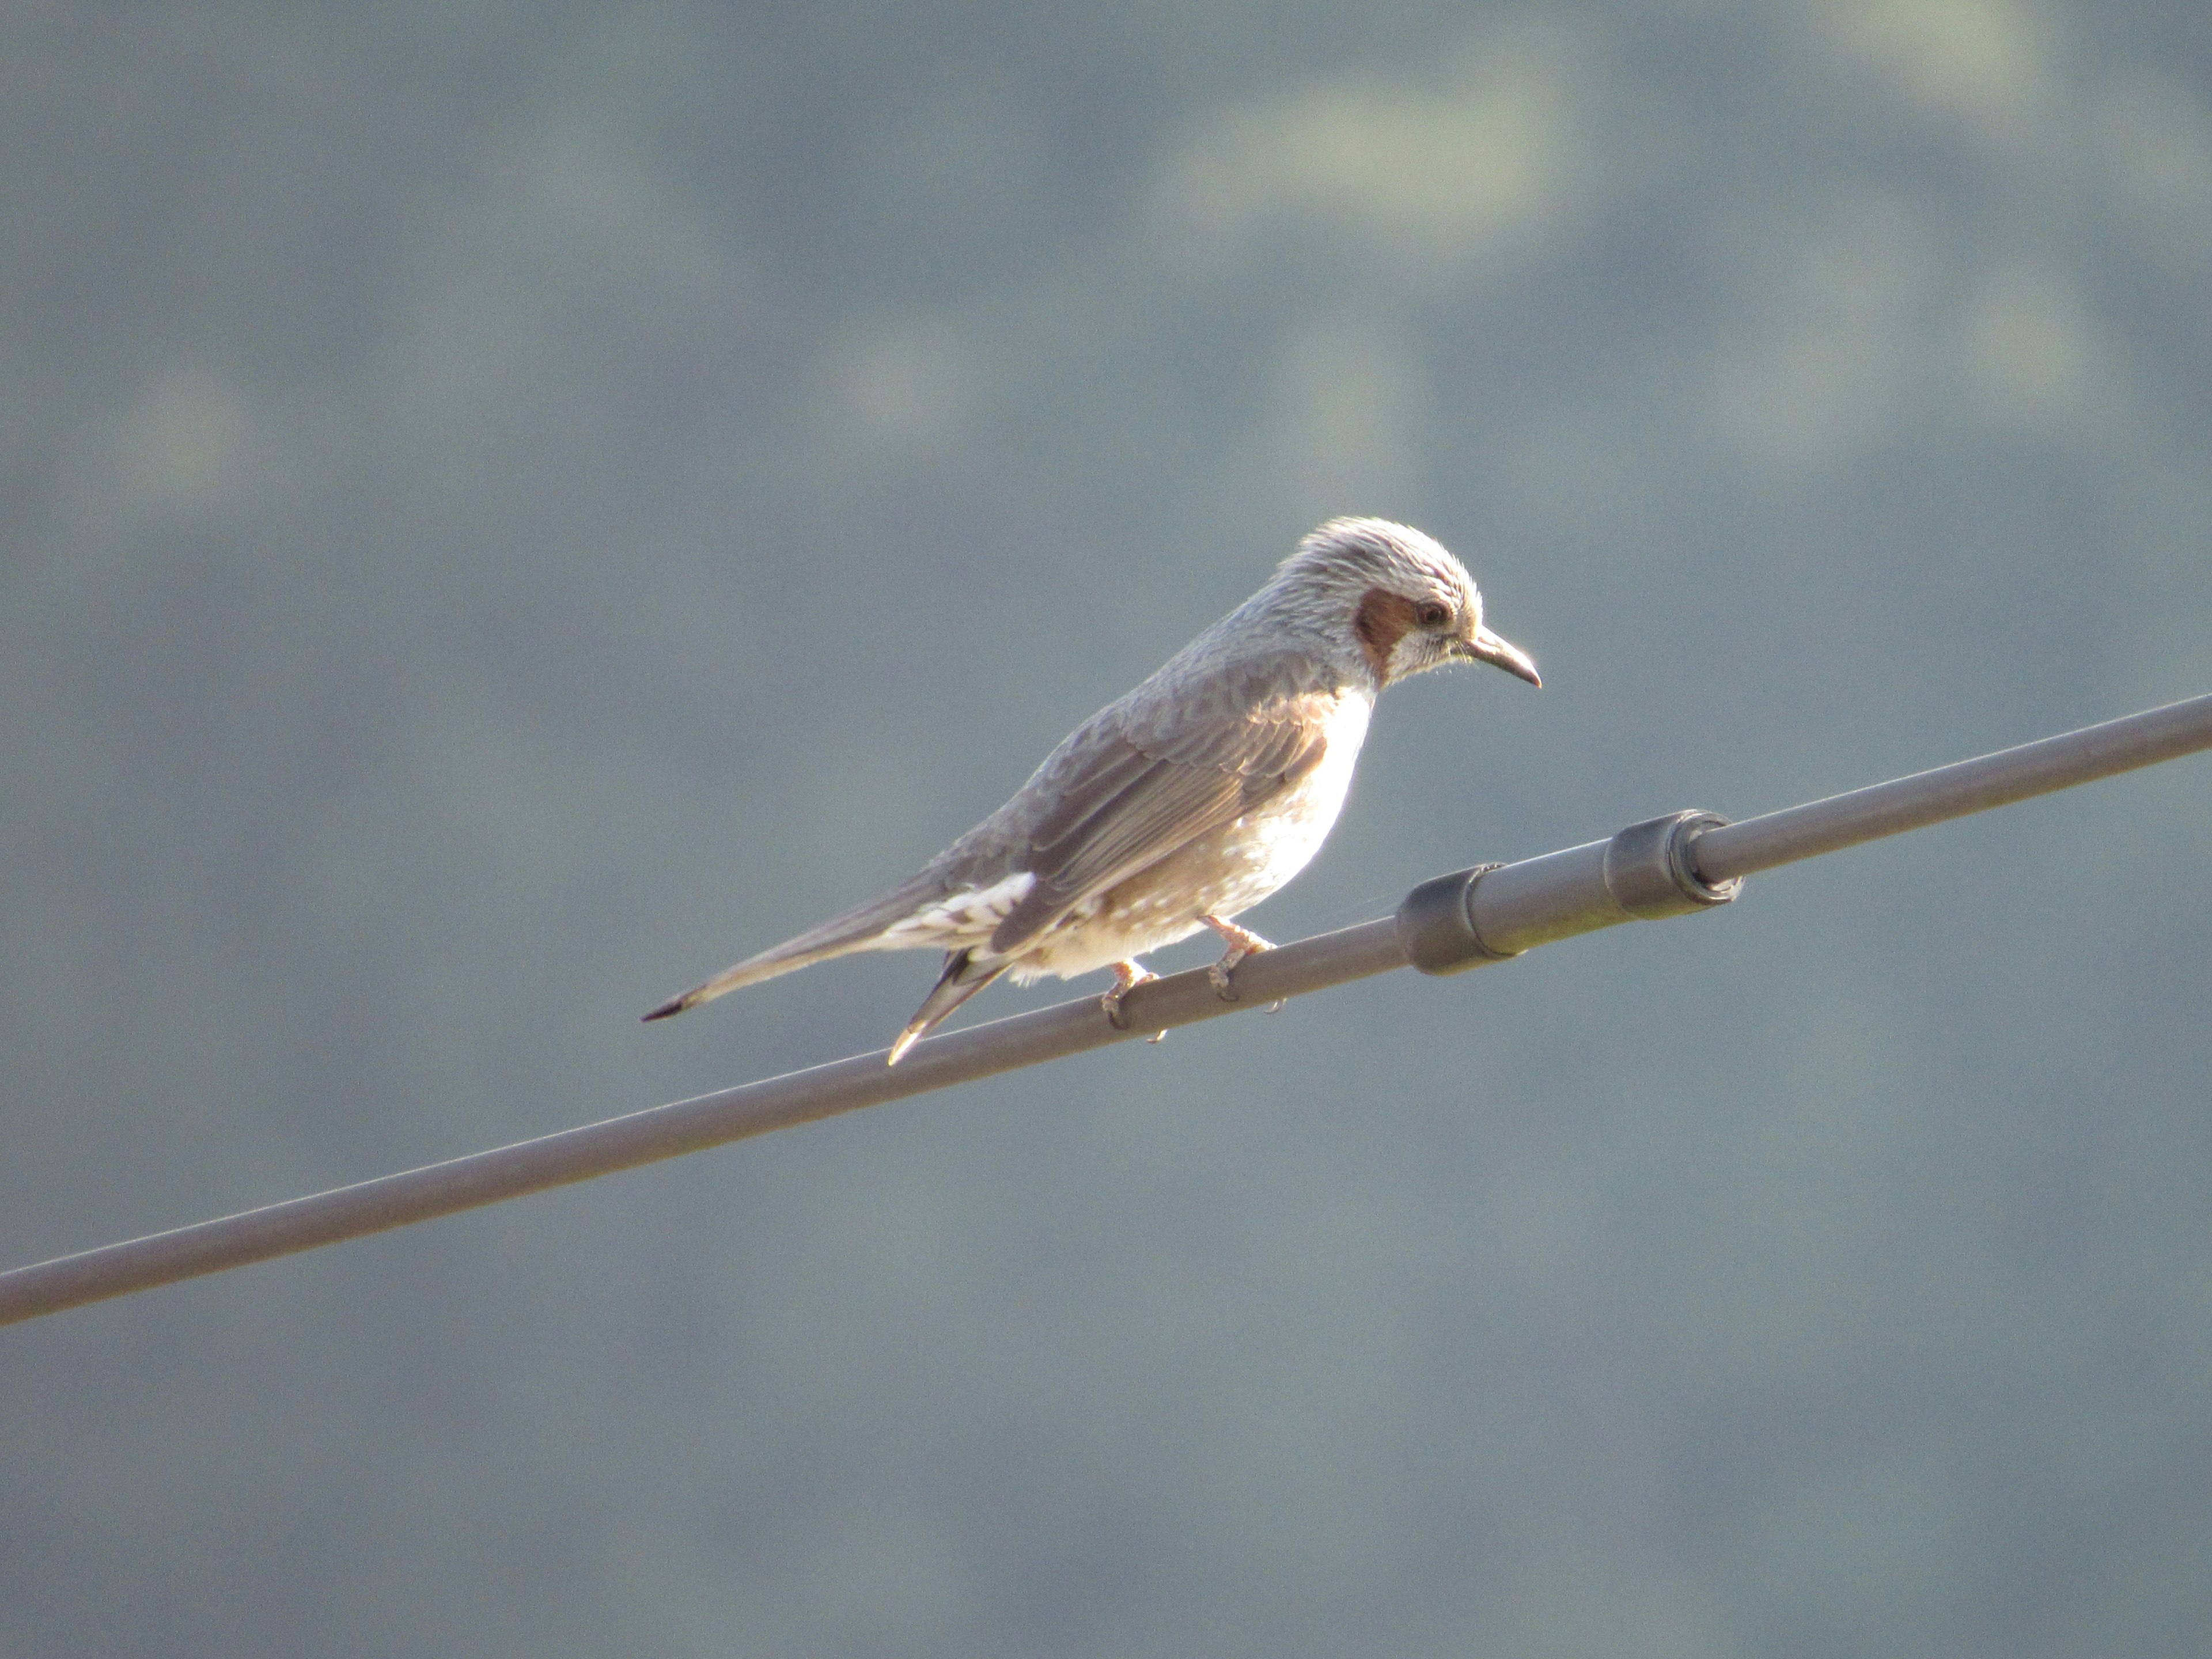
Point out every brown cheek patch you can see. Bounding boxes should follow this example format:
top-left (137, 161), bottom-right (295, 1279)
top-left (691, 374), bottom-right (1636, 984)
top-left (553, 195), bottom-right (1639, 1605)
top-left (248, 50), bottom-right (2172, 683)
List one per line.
top-left (1353, 588), bottom-right (1420, 682)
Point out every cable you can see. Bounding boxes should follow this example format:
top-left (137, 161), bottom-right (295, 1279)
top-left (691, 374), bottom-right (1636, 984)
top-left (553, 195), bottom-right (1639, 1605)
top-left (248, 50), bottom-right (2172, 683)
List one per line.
top-left (4, 690), bottom-right (2208, 1327)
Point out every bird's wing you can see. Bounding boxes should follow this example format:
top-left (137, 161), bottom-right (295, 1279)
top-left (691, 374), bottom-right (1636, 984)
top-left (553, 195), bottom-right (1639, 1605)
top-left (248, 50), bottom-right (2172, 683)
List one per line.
top-left (986, 686), bottom-right (1335, 957)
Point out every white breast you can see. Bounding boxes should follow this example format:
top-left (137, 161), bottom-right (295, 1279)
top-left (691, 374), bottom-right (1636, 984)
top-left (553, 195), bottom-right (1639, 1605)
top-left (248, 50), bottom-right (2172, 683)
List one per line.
top-left (1225, 692), bottom-right (1371, 901)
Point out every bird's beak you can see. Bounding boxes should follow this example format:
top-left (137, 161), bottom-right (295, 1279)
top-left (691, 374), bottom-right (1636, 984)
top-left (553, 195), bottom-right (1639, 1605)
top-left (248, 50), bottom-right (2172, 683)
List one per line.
top-left (1457, 624), bottom-right (1542, 687)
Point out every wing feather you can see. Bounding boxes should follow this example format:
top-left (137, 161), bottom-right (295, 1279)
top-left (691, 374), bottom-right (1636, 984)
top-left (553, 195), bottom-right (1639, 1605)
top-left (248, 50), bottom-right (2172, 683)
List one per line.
top-left (988, 686), bottom-right (1336, 956)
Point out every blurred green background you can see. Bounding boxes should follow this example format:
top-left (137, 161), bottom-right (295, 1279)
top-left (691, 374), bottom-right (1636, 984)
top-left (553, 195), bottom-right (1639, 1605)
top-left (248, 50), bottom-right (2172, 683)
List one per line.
top-left (4, 2), bottom-right (2210, 1654)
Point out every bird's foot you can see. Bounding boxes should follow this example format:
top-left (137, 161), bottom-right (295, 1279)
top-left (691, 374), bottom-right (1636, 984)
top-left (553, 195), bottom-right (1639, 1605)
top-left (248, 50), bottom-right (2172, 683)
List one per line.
top-left (1201, 915), bottom-right (1273, 1002)
top-left (1101, 960), bottom-right (1162, 1039)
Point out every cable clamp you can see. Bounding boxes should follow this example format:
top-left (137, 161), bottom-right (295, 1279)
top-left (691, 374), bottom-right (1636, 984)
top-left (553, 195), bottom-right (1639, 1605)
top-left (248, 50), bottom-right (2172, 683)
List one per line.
top-left (1602, 811), bottom-right (1741, 918)
top-left (1396, 862), bottom-right (1513, 975)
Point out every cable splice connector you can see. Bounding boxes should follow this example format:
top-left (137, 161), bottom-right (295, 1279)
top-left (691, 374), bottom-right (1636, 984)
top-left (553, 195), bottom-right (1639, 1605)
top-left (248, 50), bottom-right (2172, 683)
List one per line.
top-left (1396, 810), bottom-right (1742, 976)
top-left (1602, 810), bottom-right (1742, 919)
top-left (1396, 862), bottom-right (1513, 974)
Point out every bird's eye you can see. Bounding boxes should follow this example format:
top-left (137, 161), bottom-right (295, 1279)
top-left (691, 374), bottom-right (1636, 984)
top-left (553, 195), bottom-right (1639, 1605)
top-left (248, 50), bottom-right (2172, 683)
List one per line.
top-left (1415, 601), bottom-right (1451, 629)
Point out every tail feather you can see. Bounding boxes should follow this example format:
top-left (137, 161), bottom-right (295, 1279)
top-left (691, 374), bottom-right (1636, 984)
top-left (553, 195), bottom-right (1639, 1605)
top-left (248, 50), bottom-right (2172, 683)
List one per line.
top-left (885, 950), bottom-right (1008, 1064)
top-left (642, 873), bottom-right (941, 1022)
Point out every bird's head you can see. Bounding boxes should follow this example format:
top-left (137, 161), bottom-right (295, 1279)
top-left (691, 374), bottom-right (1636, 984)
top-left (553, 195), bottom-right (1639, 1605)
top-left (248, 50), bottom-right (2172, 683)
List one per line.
top-left (1277, 517), bottom-right (1541, 692)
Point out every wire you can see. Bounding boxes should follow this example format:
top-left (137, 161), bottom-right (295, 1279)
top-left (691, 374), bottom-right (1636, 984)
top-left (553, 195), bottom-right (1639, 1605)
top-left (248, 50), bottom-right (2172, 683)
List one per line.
top-left (3, 691), bottom-right (2208, 1327)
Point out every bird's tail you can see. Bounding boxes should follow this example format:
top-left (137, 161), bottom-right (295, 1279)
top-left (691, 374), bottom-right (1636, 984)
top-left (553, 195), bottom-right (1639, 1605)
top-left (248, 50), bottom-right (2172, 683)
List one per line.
top-left (641, 874), bottom-right (941, 1022)
top-left (885, 949), bottom-right (1008, 1065)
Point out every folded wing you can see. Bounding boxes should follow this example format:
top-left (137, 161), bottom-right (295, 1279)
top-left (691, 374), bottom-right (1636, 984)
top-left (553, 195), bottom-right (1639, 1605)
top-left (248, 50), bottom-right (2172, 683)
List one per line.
top-left (987, 689), bottom-right (1334, 957)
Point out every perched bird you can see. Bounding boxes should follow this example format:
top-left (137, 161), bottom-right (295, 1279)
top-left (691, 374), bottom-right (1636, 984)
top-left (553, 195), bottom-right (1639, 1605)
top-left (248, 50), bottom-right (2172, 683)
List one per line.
top-left (646, 517), bottom-right (1540, 1062)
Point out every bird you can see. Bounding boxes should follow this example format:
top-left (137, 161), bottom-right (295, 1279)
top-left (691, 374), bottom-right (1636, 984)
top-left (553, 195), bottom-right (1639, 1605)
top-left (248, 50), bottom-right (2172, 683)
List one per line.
top-left (645, 517), bottom-right (1540, 1062)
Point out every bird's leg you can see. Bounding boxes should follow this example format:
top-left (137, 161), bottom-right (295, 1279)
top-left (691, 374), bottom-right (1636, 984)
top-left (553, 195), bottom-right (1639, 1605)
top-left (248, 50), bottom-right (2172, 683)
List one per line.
top-left (1200, 915), bottom-right (1274, 1002)
top-left (1101, 959), bottom-right (1164, 1041)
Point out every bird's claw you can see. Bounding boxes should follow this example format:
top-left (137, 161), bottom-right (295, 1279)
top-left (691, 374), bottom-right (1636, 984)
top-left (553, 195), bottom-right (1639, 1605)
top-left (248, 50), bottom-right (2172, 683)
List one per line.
top-left (1201, 916), bottom-right (1273, 1003)
top-left (1100, 963), bottom-right (1160, 1032)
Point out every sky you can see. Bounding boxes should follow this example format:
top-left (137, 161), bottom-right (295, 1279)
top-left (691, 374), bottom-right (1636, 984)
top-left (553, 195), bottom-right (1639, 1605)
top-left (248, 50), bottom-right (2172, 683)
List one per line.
top-left (4, 2), bottom-right (2211, 1654)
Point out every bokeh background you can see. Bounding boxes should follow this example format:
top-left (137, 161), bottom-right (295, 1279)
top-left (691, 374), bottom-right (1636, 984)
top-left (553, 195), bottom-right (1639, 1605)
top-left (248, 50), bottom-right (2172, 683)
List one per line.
top-left (5, 2), bottom-right (2210, 1654)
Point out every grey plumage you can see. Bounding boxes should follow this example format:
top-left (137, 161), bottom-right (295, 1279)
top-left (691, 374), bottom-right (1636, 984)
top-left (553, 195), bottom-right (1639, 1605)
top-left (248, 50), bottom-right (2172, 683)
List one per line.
top-left (645, 517), bottom-right (1540, 1060)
